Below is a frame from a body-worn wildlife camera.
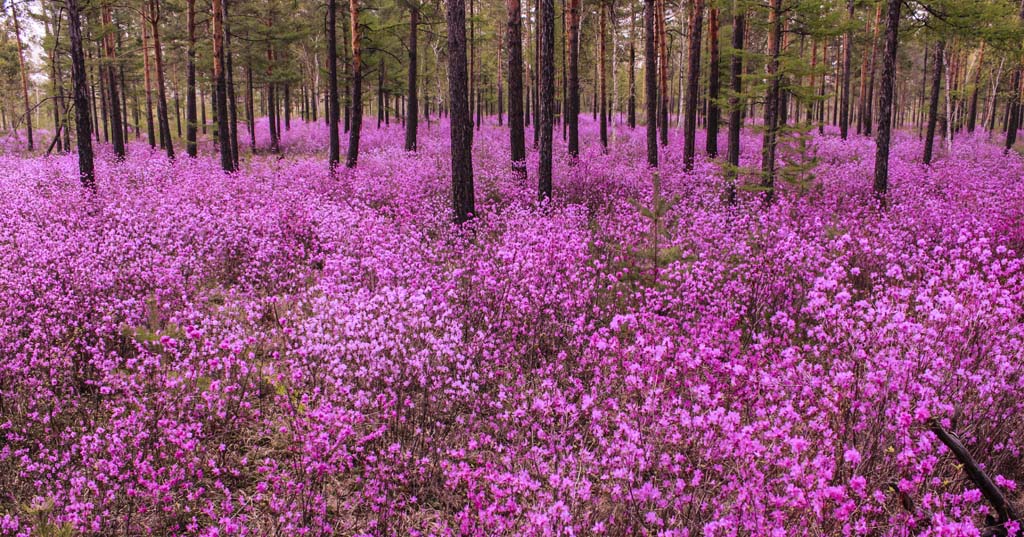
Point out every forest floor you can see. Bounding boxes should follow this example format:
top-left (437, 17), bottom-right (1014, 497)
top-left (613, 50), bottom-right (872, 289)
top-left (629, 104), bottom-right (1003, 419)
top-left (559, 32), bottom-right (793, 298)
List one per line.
top-left (1, 118), bottom-right (1023, 536)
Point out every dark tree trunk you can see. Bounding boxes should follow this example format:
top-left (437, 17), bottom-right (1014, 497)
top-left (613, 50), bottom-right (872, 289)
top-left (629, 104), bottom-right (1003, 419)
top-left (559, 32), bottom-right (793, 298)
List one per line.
top-left (66, 0), bottom-right (94, 187)
top-left (347, 0), bottom-right (363, 167)
top-left (1006, 3), bottom-right (1024, 152)
top-left (760, 0), bottom-right (782, 200)
top-left (657, 0), bottom-right (668, 146)
top-left (864, 4), bottom-right (881, 136)
top-left (538, 0), bottom-right (555, 198)
top-left (405, 6), bottom-right (419, 151)
top-left (566, 0), bottom-right (580, 158)
top-left (224, 0), bottom-right (239, 167)
top-left (328, 0), bottom-right (340, 167)
top-left (447, 0), bottom-right (475, 221)
top-left (683, 0), bottom-right (704, 171)
top-left (212, 0), bottom-right (232, 169)
top-left (967, 45), bottom-right (983, 133)
top-left (726, 4), bottom-right (744, 204)
top-left (839, 0), bottom-right (853, 139)
top-left (149, 0), bottom-right (174, 159)
top-left (102, 5), bottom-right (125, 159)
top-left (706, 6), bottom-right (720, 158)
top-left (247, 61), bottom-right (255, 151)
top-left (599, 0), bottom-right (608, 151)
top-left (923, 40), bottom-right (944, 165)
top-left (507, 0), bottom-right (526, 175)
top-left (644, 0), bottom-right (657, 167)
top-left (873, 0), bottom-right (901, 199)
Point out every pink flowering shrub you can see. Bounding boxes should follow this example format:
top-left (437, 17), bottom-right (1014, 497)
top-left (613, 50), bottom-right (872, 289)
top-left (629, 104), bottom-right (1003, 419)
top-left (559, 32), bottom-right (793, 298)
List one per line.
top-left (1, 118), bottom-right (1023, 536)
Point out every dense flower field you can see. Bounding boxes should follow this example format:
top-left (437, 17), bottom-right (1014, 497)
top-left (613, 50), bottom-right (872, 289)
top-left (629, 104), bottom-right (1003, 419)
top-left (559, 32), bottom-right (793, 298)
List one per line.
top-left (1, 119), bottom-right (1023, 536)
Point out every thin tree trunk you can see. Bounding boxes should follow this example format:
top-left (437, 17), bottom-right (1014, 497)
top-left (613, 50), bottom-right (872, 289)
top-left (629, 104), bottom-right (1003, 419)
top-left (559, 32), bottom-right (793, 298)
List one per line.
top-left (726, 3), bottom-right (744, 204)
top-left (567, 0), bottom-right (580, 158)
top-left (864, 3), bottom-right (881, 136)
top-left (102, 4), bottom-right (125, 158)
top-left (706, 6), bottom-right (720, 158)
top-left (644, 0), bottom-right (657, 166)
top-left (657, 0), bottom-right (668, 146)
top-left (224, 0), bottom-right (238, 166)
top-left (212, 0), bottom-right (231, 169)
top-left (328, 0), bottom-right (340, 167)
top-left (406, 6), bottom-right (419, 150)
top-left (347, 0), bottom-right (363, 167)
top-left (967, 43), bottom-right (984, 133)
top-left (186, 0), bottom-right (197, 156)
top-left (683, 0), bottom-right (704, 170)
top-left (761, 0), bottom-right (782, 199)
top-left (150, 0), bottom-right (174, 159)
top-left (247, 60), bottom-right (256, 151)
top-left (839, 0), bottom-right (853, 138)
top-left (9, 2), bottom-right (33, 150)
top-left (628, 0), bottom-right (636, 129)
top-left (599, 0), bottom-right (607, 151)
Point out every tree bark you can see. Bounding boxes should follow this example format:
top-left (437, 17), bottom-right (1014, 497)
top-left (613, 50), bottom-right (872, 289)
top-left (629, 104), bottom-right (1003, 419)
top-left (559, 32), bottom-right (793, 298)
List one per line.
top-left (726, 3), bottom-right (744, 204)
top-left (628, 0), bottom-right (636, 129)
top-left (644, 0), bottom-right (657, 166)
top-left (347, 0), bottom-right (363, 167)
top-left (683, 0), bottom-right (704, 170)
top-left (66, 0), bottom-right (94, 187)
top-left (924, 41), bottom-right (944, 165)
top-left (328, 0), bottom-right (340, 167)
top-left (212, 0), bottom-right (232, 169)
top-left (967, 44), bottom-right (984, 133)
top-left (9, 2), bottom-right (33, 151)
top-left (864, 4), bottom-right (881, 136)
top-left (538, 0), bottom-right (555, 198)
top-left (706, 6), bottom-right (720, 158)
top-left (839, 0), bottom-right (853, 139)
top-left (507, 0), bottom-right (526, 176)
top-left (186, 0), bottom-right (197, 156)
top-left (873, 0), bottom-right (901, 200)
top-left (567, 0), bottom-right (580, 158)
top-left (406, 6), bottom-right (419, 151)
top-left (447, 0), bottom-right (475, 221)
top-left (656, 0), bottom-right (668, 146)
top-left (149, 0), bottom-right (174, 159)
top-left (102, 4), bottom-right (125, 158)
top-left (761, 0), bottom-right (782, 199)
top-left (599, 0), bottom-right (608, 151)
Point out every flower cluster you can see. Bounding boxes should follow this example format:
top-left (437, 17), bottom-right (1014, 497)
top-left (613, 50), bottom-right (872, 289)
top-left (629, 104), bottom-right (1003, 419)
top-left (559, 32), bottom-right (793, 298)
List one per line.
top-left (1, 118), bottom-right (1022, 536)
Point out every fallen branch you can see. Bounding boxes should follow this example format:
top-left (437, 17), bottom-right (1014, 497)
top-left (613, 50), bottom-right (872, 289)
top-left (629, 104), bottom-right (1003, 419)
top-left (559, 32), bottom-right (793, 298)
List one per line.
top-left (929, 418), bottom-right (1019, 534)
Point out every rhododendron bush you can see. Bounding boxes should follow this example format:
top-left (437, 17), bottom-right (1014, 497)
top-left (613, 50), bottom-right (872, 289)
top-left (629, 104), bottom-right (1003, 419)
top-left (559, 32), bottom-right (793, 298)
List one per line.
top-left (1, 120), bottom-right (1023, 536)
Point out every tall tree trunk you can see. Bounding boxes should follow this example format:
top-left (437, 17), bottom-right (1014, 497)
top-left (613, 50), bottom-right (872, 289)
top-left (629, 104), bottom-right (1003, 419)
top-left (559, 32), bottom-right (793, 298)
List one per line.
top-left (567, 0), bottom-right (580, 158)
top-left (923, 40), bottom-right (944, 165)
top-left (538, 0), bottom-right (555, 198)
top-left (967, 44), bottom-right (984, 133)
top-left (644, 0), bottom-right (657, 166)
top-left (683, 0), bottom-right (704, 170)
top-left (1007, 1), bottom-right (1024, 152)
top-left (224, 0), bottom-right (239, 167)
top-left (706, 6), bottom-right (720, 158)
top-left (150, 0), bottom-right (174, 159)
top-left (726, 3), bottom-right (744, 204)
top-left (347, 0), bottom-right (363, 167)
top-left (9, 2), bottom-right (33, 151)
top-left (628, 0), bottom-right (636, 128)
top-left (328, 0), bottom-right (340, 167)
top-left (864, 3), bottom-right (881, 136)
top-left (507, 0), bottom-right (526, 175)
top-left (378, 58), bottom-right (385, 128)
top-left (599, 0), bottom-right (608, 151)
top-left (247, 60), bottom-right (256, 151)
top-left (102, 4), bottom-right (125, 158)
top-left (656, 0), bottom-right (668, 146)
top-left (186, 0), bottom-right (197, 156)
top-left (212, 0), bottom-right (232, 169)
top-left (447, 0), bottom-right (475, 220)
top-left (406, 6), bottom-right (419, 151)
top-left (873, 0), bottom-right (901, 199)
top-left (760, 0), bottom-right (782, 200)
top-left (66, 0), bottom-right (94, 187)
top-left (839, 0), bottom-right (853, 139)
